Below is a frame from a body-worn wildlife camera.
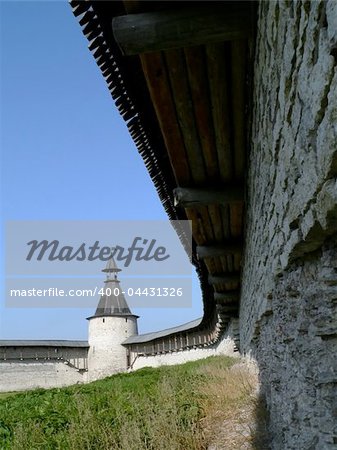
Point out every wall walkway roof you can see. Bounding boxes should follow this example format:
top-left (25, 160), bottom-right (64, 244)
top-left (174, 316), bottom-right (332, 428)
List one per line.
top-left (123, 318), bottom-right (202, 345)
top-left (0, 340), bottom-right (89, 348)
top-left (70, 1), bottom-right (256, 344)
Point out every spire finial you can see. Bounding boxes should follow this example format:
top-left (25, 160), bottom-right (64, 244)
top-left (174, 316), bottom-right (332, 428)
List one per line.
top-left (102, 257), bottom-right (121, 274)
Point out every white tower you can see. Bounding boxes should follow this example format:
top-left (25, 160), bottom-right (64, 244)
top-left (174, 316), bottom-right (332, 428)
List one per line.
top-left (87, 258), bottom-right (138, 381)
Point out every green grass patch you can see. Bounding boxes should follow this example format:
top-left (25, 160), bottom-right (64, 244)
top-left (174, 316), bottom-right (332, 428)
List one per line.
top-left (0, 356), bottom-right (240, 450)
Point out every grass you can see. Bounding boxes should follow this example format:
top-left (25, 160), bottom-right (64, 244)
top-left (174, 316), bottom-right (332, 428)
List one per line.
top-left (0, 356), bottom-right (267, 449)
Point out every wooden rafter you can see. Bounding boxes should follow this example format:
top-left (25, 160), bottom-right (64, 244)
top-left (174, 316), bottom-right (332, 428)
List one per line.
top-left (208, 273), bottom-right (240, 284)
top-left (197, 242), bottom-right (242, 259)
top-left (174, 187), bottom-right (244, 207)
top-left (112, 4), bottom-right (253, 55)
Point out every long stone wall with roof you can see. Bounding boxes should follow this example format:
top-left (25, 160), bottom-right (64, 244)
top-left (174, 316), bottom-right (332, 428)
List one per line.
top-left (240, 1), bottom-right (337, 448)
top-left (129, 319), bottom-right (239, 370)
top-left (0, 342), bottom-right (88, 392)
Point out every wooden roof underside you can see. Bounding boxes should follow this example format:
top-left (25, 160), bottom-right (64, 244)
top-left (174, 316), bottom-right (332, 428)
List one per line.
top-left (70, 1), bottom-right (256, 340)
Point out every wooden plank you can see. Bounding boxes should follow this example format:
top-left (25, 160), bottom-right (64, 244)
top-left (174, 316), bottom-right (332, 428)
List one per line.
top-left (219, 204), bottom-right (230, 275)
top-left (208, 273), bottom-right (240, 284)
top-left (203, 257), bottom-right (220, 276)
top-left (164, 49), bottom-right (207, 185)
top-left (196, 206), bottom-right (222, 273)
top-left (184, 211), bottom-right (215, 274)
top-left (140, 52), bottom-right (191, 184)
top-left (184, 209), bottom-right (219, 274)
top-left (197, 241), bottom-right (242, 259)
top-left (219, 280), bottom-right (240, 292)
top-left (207, 205), bottom-right (223, 243)
top-left (231, 40), bottom-right (247, 180)
top-left (184, 46), bottom-right (219, 179)
top-left (233, 253), bottom-right (242, 272)
top-left (174, 186), bottom-right (243, 207)
top-left (185, 208), bottom-right (206, 245)
top-left (221, 205), bottom-right (231, 239)
top-left (226, 255), bottom-right (234, 273)
top-left (185, 206), bottom-right (214, 247)
top-left (112, 5), bottom-right (253, 55)
top-left (198, 206), bottom-right (215, 243)
top-left (230, 202), bottom-right (244, 238)
top-left (206, 43), bottom-right (232, 182)
top-left (200, 206), bottom-right (223, 274)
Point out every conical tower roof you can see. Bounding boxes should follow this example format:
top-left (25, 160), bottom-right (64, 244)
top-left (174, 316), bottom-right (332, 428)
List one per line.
top-left (102, 257), bottom-right (121, 273)
top-left (87, 258), bottom-right (138, 319)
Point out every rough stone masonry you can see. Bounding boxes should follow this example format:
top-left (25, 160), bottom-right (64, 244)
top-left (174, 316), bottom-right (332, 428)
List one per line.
top-left (240, 1), bottom-right (337, 449)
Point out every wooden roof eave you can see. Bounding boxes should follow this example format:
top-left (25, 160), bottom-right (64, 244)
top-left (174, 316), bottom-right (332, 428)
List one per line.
top-left (70, 0), bottom-right (256, 337)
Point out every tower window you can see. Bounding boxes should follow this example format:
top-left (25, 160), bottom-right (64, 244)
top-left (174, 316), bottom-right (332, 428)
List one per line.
top-left (125, 318), bottom-right (128, 323)
top-left (103, 318), bottom-right (105, 323)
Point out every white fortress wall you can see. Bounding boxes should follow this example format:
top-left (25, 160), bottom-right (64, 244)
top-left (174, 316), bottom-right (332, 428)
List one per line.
top-left (0, 344), bottom-right (88, 392)
top-left (130, 319), bottom-right (239, 370)
top-left (0, 361), bottom-right (87, 392)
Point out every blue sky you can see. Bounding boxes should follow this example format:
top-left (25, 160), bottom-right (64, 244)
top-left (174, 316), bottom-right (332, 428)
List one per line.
top-left (0, 1), bottom-right (203, 339)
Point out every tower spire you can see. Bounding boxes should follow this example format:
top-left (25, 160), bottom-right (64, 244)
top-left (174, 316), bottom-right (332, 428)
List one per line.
top-left (102, 257), bottom-right (121, 280)
top-left (88, 257), bottom-right (136, 318)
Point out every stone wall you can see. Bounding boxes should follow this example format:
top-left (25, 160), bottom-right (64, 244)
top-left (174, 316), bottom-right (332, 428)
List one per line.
top-left (131, 320), bottom-right (239, 370)
top-left (0, 345), bottom-right (88, 392)
top-left (240, 1), bottom-right (337, 448)
top-left (0, 319), bottom-right (236, 392)
top-left (0, 361), bottom-right (86, 392)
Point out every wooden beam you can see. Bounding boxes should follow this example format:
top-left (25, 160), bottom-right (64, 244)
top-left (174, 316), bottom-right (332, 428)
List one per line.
top-left (197, 242), bottom-right (242, 259)
top-left (231, 39), bottom-right (247, 180)
top-left (206, 43), bottom-right (232, 182)
top-left (140, 52), bottom-right (191, 184)
top-left (216, 312), bottom-right (233, 320)
top-left (216, 303), bottom-right (238, 313)
top-left (184, 46), bottom-right (219, 179)
top-left (174, 187), bottom-right (244, 208)
top-left (208, 273), bottom-right (240, 285)
top-left (164, 50), bottom-right (207, 184)
top-left (112, 4), bottom-right (253, 55)
top-left (123, 1), bottom-right (143, 14)
top-left (214, 291), bottom-right (240, 303)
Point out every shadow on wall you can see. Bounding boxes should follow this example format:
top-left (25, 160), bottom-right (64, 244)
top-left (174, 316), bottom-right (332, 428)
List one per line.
top-left (252, 393), bottom-right (270, 450)
top-left (248, 239), bottom-right (337, 449)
